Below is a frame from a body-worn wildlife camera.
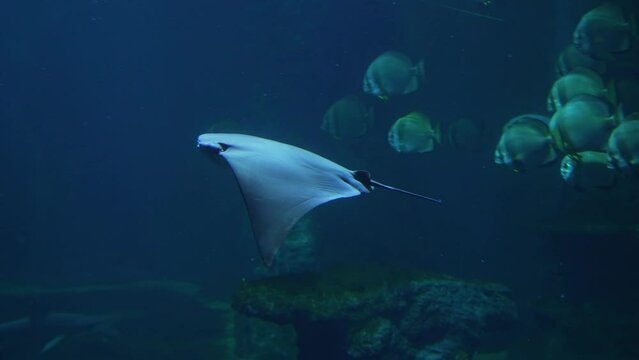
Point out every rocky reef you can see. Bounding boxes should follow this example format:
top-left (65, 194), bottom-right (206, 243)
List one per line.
top-left (233, 265), bottom-right (519, 359)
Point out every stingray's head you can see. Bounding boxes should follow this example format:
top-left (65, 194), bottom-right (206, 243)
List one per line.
top-left (197, 134), bottom-right (230, 151)
top-left (197, 134), bottom-right (231, 164)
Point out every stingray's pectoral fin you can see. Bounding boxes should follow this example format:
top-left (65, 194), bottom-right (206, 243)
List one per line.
top-left (370, 179), bottom-right (442, 204)
top-left (249, 194), bottom-right (341, 267)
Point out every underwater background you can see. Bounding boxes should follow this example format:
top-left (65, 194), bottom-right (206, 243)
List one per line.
top-left (1, 0), bottom-right (638, 359)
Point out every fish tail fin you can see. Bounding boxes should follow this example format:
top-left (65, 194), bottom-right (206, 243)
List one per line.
top-left (445, 123), bottom-right (455, 148)
top-left (434, 121), bottom-right (442, 144)
top-left (415, 59), bottom-right (426, 83)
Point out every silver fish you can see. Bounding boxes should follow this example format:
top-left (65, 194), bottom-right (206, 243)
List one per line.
top-left (607, 118), bottom-right (639, 171)
top-left (573, 3), bottom-right (635, 60)
top-left (560, 151), bottom-right (615, 190)
top-left (547, 67), bottom-right (607, 112)
top-left (363, 51), bottom-right (425, 99)
top-left (388, 112), bottom-right (441, 153)
top-left (445, 117), bottom-right (484, 152)
top-left (549, 95), bottom-right (619, 153)
top-left (321, 95), bottom-right (375, 140)
top-left (494, 114), bottom-right (558, 172)
top-left (556, 44), bottom-right (607, 76)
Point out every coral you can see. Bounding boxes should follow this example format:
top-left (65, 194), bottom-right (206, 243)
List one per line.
top-left (233, 265), bottom-right (518, 359)
top-left (347, 318), bottom-right (395, 358)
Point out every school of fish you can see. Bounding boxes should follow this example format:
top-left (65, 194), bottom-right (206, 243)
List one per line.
top-left (494, 2), bottom-right (639, 190)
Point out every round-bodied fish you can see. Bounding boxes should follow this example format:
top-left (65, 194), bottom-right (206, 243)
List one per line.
top-left (549, 95), bottom-right (620, 153)
top-left (321, 95), bottom-right (375, 140)
top-left (607, 118), bottom-right (639, 171)
top-left (573, 3), bottom-right (636, 60)
top-left (363, 51), bottom-right (425, 99)
top-left (560, 151), bottom-right (615, 190)
top-left (446, 117), bottom-right (484, 152)
top-left (494, 114), bottom-right (558, 172)
top-left (388, 112), bottom-right (440, 153)
top-left (556, 44), bottom-right (607, 76)
top-left (547, 67), bottom-right (607, 112)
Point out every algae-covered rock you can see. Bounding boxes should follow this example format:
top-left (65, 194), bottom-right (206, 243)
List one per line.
top-left (347, 318), bottom-right (395, 358)
top-left (232, 312), bottom-right (298, 360)
top-left (233, 265), bottom-right (518, 359)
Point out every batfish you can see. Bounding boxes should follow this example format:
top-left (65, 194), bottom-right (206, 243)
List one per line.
top-left (197, 133), bottom-right (441, 266)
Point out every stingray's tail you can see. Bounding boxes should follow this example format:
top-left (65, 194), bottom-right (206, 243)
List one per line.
top-left (370, 180), bottom-right (442, 204)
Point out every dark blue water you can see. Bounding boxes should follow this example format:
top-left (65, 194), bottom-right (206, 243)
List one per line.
top-left (1, 1), bottom-right (637, 359)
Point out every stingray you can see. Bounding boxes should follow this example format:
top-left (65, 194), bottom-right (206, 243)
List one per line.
top-left (197, 133), bottom-right (441, 266)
